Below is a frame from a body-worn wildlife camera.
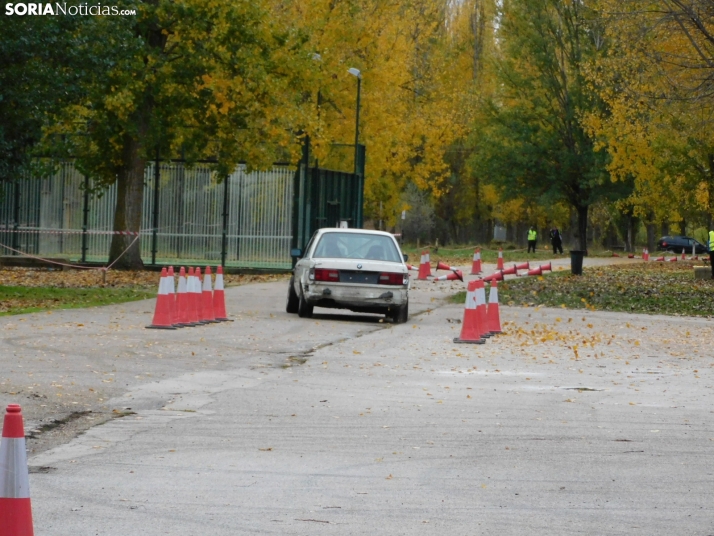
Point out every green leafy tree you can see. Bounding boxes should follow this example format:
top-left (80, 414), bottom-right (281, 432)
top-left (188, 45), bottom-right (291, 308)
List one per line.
top-left (0, 14), bottom-right (90, 184)
top-left (470, 0), bottom-right (611, 250)
top-left (50, 0), bottom-right (306, 269)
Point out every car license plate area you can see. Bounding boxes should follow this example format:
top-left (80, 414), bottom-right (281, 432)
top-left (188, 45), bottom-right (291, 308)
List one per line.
top-left (339, 271), bottom-right (379, 284)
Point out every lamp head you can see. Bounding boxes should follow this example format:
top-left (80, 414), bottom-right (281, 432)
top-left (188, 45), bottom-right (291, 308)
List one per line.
top-left (347, 67), bottom-right (362, 79)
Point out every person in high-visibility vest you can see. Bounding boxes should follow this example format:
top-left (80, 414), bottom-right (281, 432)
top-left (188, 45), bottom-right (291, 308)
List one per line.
top-left (708, 228), bottom-right (714, 279)
top-left (527, 226), bottom-right (538, 253)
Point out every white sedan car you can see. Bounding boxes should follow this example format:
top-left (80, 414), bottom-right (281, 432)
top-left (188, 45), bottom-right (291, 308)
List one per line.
top-left (286, 228), bottom-right (410, 323)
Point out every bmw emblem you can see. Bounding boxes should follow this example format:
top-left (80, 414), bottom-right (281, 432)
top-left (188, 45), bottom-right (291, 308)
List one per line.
top-left (356, 264), bottom-right (363, 270)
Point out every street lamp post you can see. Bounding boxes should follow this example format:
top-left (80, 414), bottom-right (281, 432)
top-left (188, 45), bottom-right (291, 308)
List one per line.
top-left (348, 67), bottom-right (361, 176)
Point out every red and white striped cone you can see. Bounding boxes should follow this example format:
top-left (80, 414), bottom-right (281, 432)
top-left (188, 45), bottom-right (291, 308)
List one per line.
top-left (668, 256), bottom-right (678, 262)
top-left (146, 268), bottom-right (177, 329)
top-left (417, 251), bottom-right (432, 280)
top-left (501, 265), bottom-right (517, 276)
top-left (526, 266), bottom-right (543, 276)
top-left (497, 248), bottom-right (504, 270)
top-left (406, 264), bottom-right (418, 271)
top-left (200, 266), bottom-right (217, 323)
top-left (681, 250), bottom-right (686, 260)
top-left (540, 262), bottom-right (552, 272)
top-left (194, 268), bottom-right (209, 324)
top-left (175, 267), bottom-right (194, 327)
top-left (643, 248), bottom-right (649, 261)
top-left (186, 267), bottom-right (201, 325)
top-left (436, 261), bottom-right (457, 271)
top-left (515, 261), bottom-right (529, 270)
top-left (433, 270), bottom-right (463, 282)
top-left (485, 280), bottom-right (502, 334)
top-left (212, 266), bottom-right (231, 321)
top-left (470, 248), bottom-right (482, 275)
top-left (655, 255), bottom-right (664, 262)
top-left (453, 280), bottom-right (485, 344)
top-left (482, 271), bottom-right (504, 282)
top-left (166, 266), bottom-right (178, 327)
top-left (628, 254), bottom-right (635, 259)
top-left (0, 404), bottom-right (34, 536)
top-left (475, 279), bottom-right (491, 338)
top-left (612, 252), bottom-right (620, 257)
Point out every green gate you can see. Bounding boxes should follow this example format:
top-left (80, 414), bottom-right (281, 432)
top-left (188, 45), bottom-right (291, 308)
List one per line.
top-left (291, 137), bottom-right (365, 256)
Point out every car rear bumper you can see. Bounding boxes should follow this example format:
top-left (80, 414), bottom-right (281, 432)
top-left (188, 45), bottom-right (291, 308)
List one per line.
top-left (304, 282), bottom-right (408, 309)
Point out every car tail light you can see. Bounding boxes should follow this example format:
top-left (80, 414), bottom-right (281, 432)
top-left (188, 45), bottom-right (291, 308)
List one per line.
top-left (314, 268), bottom-right (340, 282)
top-left (379, 272), bottom-right (407, 285)
top-left (662, 242), bottom-right (667, 247)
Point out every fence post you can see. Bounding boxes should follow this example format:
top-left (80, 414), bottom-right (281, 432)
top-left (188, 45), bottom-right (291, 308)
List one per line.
top-left (81, 174), bottom-right (89, 263)
top-left (221, 175), bottom-right (229, 267)
top-left (12, 179), bottom-right (20, 255)
top-left (151, 147), bottom-right (160, 265)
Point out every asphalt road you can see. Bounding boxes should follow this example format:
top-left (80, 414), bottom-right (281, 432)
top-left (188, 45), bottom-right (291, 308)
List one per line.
top-left (2, 256), bottom-right (714, 534)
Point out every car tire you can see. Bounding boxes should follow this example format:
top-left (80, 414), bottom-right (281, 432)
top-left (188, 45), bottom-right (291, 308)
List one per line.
top-left (389, 301), bottom-right (408, 324)
top-left (286, 276), bottom-right (299, 314)
top-left (298, 286), bottom-right (313, 318)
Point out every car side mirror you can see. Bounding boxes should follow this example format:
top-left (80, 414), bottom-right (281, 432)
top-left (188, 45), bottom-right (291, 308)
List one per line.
top-left (403, 253), bottom-right (409, 262)
top-left (290, 248), bottom-right (302, 258)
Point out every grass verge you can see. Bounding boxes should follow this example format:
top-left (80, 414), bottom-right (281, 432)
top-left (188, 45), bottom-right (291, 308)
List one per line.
top-left (451, 262), bottom-right (714, 317)
top-left (0, 286), bottom-right (155, 316)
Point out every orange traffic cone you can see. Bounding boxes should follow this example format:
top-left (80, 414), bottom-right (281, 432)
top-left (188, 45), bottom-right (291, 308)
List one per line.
top-left (146, 268), bottom-right (177, 329)
top-left (186, 267), bottom-right (201, 325)
top-left (470, 248), bottom-right (482, 275)
top-left (628, 254), bottom-right (635, 259)
top-left (526, 266), bottom-right (543, 276)
top-left (417, 251), bottom-right (432, 280)
top-left (406, 264), bottom-right (418, 271)
top-left (612, 252), bottom-right (620, 257)
top-left (213, 266), bottom-right (230, 321)
top-left (474, 279), bottom-right (491, 338)
top-left (482, 271), bottom-right (504, 282)
top-left (200, 266), bottom-right (217, 323)
top-left (453, 280), bottom-right (485, 344)
top-left (668, 256), bottom-right (678, 262)
top-left (0, 404), bottom-right (34, 536)
top-left (497, 248), bottom-right (504, 270)
top-left (175, 267), bottom-right (194, 327)
top-left (643, 248), bottom-right (649, 261)
top-left (501, 265), bottom-right (517, 276)
top-left (655, 256), bottom-right (664, 262)
top-left (436, 261), bottom-right (458, 271)
top-left (166, 266), bottom-right (178, 327)
top-left (540, 262), bottom-right (552, 272)
top-left (485, 280), bottom-right (502, 334)
top-left (515, 261), bottom-right (530, 270)
top-left (681, 250), bottom-right (686, 260)
top-left (433, 270), bottom-right (463, 282)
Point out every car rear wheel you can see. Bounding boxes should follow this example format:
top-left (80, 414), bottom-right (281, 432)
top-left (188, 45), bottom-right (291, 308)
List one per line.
top-left (298, 286), bottom-right (313, 318)
top-left (388, 301), bottom-right (408, 324)
top-left (286, 276), bottom-right (299, 314)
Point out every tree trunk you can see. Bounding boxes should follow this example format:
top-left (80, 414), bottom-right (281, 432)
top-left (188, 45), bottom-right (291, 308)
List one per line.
top-left (679, 218), bottom-right (686, 236)
top-left (646, 211), bottom-right (656, 253)
top-left (625, 214), bottom-right (636, 252)
top-left (576, 204), bottom-right (588, 252)
top-left (108, 134), bottom-right (146, 269)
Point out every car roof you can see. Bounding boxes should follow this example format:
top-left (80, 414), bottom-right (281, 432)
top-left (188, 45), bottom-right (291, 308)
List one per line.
top-left (316, 228), bottom-right (397, 239)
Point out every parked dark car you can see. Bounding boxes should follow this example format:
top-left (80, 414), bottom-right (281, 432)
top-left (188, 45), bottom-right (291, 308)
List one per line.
top-left (656, 235), bottom-right (708, 254)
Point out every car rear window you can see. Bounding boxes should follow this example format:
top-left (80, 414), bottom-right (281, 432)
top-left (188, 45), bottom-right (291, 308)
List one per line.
top-left (313, 232), bottom-right (402, 262)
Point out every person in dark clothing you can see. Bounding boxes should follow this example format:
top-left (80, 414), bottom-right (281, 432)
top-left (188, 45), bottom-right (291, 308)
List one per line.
top-left (550, 227), bottom-right (563, 254)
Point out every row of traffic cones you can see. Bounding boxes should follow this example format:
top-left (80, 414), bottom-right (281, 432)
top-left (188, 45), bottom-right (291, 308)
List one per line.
top-left (454, 279), bottom-right (502, 344)
top-left (147, 265), bottom-right (230, 329)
